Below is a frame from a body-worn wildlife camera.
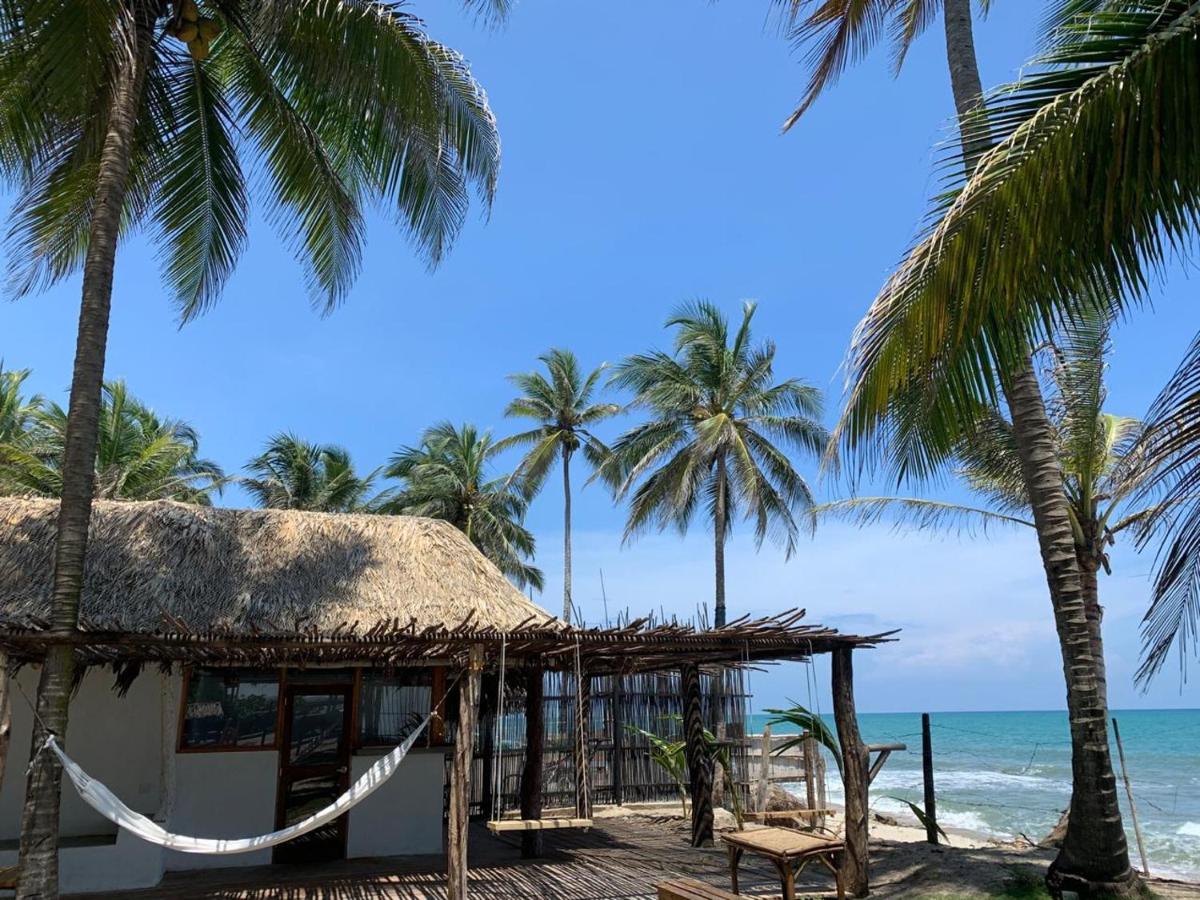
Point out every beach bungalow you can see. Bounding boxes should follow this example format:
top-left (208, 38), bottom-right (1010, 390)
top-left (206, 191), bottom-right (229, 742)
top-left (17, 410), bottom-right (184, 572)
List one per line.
top-left (0, 498), bottom-right (889, 897)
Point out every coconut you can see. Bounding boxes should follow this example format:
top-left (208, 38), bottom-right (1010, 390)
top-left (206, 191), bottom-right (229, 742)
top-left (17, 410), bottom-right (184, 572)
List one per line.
top-left (187, 37), bottom-right (209, 61)
top-left (197, 18), bottom-right (222, 40)
top-left (177, 22), bottom-right (199, 42)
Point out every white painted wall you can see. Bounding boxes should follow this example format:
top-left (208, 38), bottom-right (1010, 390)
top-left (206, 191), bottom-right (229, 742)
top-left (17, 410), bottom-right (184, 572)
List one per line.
top-left (165, 750), bottom-right (280, 871)
top-left (0, 667), bottom-right (164, 840)
top-left (347, 748), bottom-right (445, 858)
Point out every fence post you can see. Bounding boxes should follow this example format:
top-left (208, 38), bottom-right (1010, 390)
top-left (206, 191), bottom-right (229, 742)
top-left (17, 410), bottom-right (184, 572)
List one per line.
top-left (921, 713), bottom-right (938, 845)
top-left (1112, 717), bottom-right (1150, 875)
top-left (612, 673), bottom-right (625, 806)
top-left (756, 723), bottom-right (772, 813)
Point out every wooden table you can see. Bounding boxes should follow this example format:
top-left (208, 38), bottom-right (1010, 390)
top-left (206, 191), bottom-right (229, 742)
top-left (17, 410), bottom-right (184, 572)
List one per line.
top-left (720, 827), bottom-right (845, 900)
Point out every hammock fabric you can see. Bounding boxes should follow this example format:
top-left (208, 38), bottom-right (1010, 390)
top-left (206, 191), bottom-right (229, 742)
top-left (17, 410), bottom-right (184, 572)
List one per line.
top-left (45, 711), bottom-right (432, 855)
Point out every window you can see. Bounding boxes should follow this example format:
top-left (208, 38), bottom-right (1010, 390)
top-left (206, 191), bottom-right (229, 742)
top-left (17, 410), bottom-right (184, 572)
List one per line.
top-left (358, 670), bottom-right (433, 746)
top-left (180, 668), bottom-right (280, 750)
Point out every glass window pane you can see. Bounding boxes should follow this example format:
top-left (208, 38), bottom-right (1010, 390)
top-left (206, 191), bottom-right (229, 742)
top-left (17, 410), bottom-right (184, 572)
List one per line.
top-left (288, 692), bottom-right (347, 766)
top-left (181, 669), bottom-right (279, 749)
top-left (358, 670), bottom-right (432, 746)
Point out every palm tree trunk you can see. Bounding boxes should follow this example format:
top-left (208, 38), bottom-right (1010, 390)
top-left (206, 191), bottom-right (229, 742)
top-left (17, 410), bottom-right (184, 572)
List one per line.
top-left (1079, 557), bottom-right (1108, 721)
top-left (563, 446), bottom-right (573, 624)
top-left (1005, 362), bottom-right (1134, 895)
top-left (941, 1), bottom-right (1133, 893)
top-left (713, 454), bottom-right (728, 628)
top-left (16, 6), bottom-right (157, 897)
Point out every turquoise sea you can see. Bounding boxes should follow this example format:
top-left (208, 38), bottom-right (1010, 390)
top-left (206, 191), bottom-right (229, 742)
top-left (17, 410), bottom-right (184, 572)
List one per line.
top-left (747, 709), bottom-right (1200, 880)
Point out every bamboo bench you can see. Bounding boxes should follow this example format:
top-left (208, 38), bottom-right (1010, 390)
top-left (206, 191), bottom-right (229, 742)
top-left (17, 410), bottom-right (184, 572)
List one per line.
top-left (656, 877), bottom-right (739, 899)
top-left (720, 827), bottom-right (845, 900)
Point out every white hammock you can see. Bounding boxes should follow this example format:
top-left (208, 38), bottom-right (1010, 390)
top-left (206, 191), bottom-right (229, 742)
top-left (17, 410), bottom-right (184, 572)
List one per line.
top-left (45, 711), bottom-right (432, 855)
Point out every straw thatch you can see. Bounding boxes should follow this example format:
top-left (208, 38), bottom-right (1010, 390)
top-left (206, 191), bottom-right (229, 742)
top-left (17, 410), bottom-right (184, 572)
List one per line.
top-left (0, 498), bottom-right (555, 636)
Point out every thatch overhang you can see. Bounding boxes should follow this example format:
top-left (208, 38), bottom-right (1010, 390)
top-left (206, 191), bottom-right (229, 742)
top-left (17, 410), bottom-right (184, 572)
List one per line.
top-left (0, 498), bottom-right (893, 673)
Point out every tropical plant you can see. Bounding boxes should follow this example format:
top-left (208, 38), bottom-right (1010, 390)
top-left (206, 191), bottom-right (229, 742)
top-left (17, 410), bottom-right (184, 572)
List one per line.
top-left (243, 433), bottom-right (377, 513)
top-left (778, 0), bottom-right (1138, 891)
top-left (763, 702), bottom-right (843, 777)
top-left (1, 380), bottom-right (225, 503)
top-left (629, 716), bottom-right (745, 827)
top-left (497, 349), bottom-right (618, 623)
top-left (626, 724), bottom-right (689, 817)
top-left (598, 300), bottom-right (827, 628)
top-left (1, 0), bottom-right (503, 889)
top-left (0, 365), bottom-right (43, 447)
top-left (382, 422), bottom-right (543, 591)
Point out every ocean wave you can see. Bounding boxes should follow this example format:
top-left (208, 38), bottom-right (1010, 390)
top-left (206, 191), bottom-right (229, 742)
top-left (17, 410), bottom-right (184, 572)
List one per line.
top-left (1178, 822), bottom-right (1200, 838)
top-left (864, 767), bottom-right (1069, 793)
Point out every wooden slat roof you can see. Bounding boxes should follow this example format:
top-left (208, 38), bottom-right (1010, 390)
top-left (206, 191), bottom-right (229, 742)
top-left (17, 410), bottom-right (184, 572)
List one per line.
top-left (0, 607), bottom-right (895, 674)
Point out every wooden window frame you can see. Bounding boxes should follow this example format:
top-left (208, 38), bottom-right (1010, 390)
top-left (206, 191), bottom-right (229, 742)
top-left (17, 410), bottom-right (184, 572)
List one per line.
top-left (176, 664), bottom-right (285, 754)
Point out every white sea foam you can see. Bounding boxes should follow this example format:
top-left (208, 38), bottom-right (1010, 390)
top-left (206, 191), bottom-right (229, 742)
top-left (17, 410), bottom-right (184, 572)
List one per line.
top-left (1178, 822), bottom-right (1200, 838)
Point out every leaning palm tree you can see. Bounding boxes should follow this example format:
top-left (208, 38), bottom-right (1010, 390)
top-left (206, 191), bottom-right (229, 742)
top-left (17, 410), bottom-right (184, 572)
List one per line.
top-left (813, 0), bottom-right (1200, 691)
top-left (822, 318), bottom-right (1176, 695)
top-left (778, 0), bottom-right (1137, 891)
top-left (599, 301), bottom-right (827, 628)
top-left (382, 422), bottom-right (544, 591)
top-left (1, 2), bottom-right (503, 891)
top-left (497, 349), bottom-right (618, 623)
top-left (1, 380), bottom-right (225, 504)
top-left (243, 434), bottom-right (377, 513)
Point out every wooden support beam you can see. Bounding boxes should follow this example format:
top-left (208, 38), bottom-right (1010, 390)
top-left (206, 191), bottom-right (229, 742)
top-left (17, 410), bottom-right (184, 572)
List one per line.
top-left (865, 743), bottom-right (905, 785)
top-left (519, 666), bottom-right (544, 859)
top-left (755, 723), bottom-right (772, 813)
top-left (448, 645), bottom-right (482, 900)
top-left (921, 714), bottom-right (937, 845)
top-left (681, 662), bottom-right (713, 847)
top-left (611, 673), bottom-right (625, 806)
top-left (832, 647), bottom-right (869, 898)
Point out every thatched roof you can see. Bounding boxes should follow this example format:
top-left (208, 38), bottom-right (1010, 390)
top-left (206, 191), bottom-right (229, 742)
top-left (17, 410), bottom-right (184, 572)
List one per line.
top-left (0, 498), bottom-right (556, 636)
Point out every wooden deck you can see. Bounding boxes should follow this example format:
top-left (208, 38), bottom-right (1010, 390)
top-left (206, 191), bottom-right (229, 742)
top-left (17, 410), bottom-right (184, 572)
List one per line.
top-left (78, 818), bottom-right (807, 900)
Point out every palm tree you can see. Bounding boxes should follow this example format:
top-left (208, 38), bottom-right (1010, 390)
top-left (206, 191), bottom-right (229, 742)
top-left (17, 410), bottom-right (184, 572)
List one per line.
top-left (599, 301), bottom-right (827, 629)
top-left (822, 318), bottom-right (1177, 691)
top-left (1, 2), bottom-right (503, 891)
top-left (0, 365), bottom-right (43, 447)
top-left (808, 0), bottom-right (1200, 690)
top-left (497, 349), bottom-right (618, 623)
top-left (777, 0), bottom-right (1137, 890)
top-left (1, 380), bottom-right (225, 504)
top-left (243, 433), bottom-right (376, 513)
top-left (382, 422), bottom-right (544, 591)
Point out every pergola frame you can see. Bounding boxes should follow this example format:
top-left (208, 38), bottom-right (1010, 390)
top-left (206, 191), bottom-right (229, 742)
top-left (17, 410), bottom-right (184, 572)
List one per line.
top-left (0, 608), bottom-right (894, 900)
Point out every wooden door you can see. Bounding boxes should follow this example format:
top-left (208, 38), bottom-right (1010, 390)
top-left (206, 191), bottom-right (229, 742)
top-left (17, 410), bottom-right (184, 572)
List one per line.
top-left (274, 683), bottom-right (354, 863)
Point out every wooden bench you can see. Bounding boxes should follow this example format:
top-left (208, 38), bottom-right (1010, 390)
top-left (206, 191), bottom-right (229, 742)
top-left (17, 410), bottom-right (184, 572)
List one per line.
top-left (656, 877), bottom-right (740, 899)
top-left (720, 827), bottom-right (845, 900)
top-left (0, 864), bottom-right (18, 889)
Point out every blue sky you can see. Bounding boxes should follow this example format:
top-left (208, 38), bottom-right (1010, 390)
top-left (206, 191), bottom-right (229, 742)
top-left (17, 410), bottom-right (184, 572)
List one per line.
top-left (2, 0), bottom-right (1198, 713)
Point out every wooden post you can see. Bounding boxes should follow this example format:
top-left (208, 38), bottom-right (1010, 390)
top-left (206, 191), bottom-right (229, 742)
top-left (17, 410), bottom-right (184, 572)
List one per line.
top-left (681, 662), bottom-right (713, 847)
top-left (756, 723), bottom-right (772, 813)
top-left (611, 673), bottom-right (625, 806)
top-left (448, 645), bottom-right (482, 900)
top-left (921, 713), bottom-right (938, 845)
top-left (832, 647), bottom-right (869, 898)
top-left (519, 666), bottom-right (544, 859)
top-left (814, 740), bottom-right (827, 831)
top-left (803, 733), bottom-right (820, 827)
top-left (574, 665), bottom-right (592, 819)
top-left (1112, 718), bottom-right (1150, 876)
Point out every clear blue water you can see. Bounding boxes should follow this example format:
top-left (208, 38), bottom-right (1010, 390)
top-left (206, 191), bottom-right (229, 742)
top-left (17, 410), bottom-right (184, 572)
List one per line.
top-left (747, 709), bottom-right (1200, 880)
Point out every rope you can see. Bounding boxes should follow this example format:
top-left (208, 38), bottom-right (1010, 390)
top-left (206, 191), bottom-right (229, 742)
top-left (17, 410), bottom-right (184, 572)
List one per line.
top-left (574, 635), bottom-right (590, 817)
top-left (491, 634), bottom-right (507, 821)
